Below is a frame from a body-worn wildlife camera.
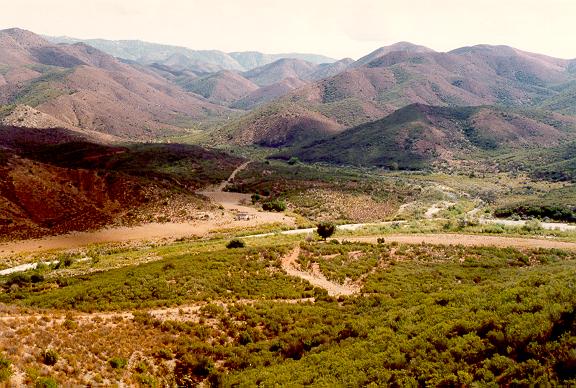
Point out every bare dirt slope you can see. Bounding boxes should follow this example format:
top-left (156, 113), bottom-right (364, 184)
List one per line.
top-left (0, 161), bottom-right (294, 257)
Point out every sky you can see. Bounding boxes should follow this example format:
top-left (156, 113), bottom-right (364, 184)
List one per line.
top-left (1, 0), bottom-right (575, 59)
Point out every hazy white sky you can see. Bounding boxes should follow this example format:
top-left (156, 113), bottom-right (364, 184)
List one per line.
top-left (1, 0), bottom-right (575, 59)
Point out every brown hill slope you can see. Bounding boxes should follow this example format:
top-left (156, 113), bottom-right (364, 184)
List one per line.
top-left (0, 28), bottom-right (228, 139)
top-left (181, 70), bottom-right (259, 105)
top-left (280, 44), bottom-right (576, 129)
top-left (214, 103), bottom-right (344, 147)
top-left (353, 42), bottom-right (435, 67)
top-left (243, 58), bottom-right (318, 86)
top-left (231, 77), bottom-right (308, 110)
top-left (0, 125), bottom-right (243, 240)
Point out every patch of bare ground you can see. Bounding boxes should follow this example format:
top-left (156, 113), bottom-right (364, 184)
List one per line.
top-left (289, 188), bottom-right (397, 222)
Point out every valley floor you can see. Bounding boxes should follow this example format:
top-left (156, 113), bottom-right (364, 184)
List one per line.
top-left (2, 165), bottom-right (576, 386)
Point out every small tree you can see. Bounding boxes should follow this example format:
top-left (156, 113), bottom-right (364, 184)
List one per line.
top-left (42, 349), bottom-right (59, 366)
top-left (226, 239), bottom-right (246, 249)
top-left (262, 199), bottom-right (286, 212)
top-left (250, 194), bottom-right (261, 204)
top-left (316, 222), bottom-right (336, 240)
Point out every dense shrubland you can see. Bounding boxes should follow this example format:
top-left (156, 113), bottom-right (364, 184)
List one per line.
top-left (1, 239), bottom-right (575, 385)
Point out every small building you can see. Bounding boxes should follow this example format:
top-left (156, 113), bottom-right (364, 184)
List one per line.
top-left (235, 212), bottom-right (252, 221)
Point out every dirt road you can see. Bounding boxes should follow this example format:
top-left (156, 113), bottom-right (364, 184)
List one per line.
top-left (346, 233), bottom-right (576, 250)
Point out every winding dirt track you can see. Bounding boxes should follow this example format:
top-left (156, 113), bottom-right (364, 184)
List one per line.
top-left (281, 246), bottom-right (359, 296)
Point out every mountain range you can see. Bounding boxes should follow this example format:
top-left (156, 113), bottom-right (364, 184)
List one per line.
top-left (45, 35), bottom-right (337, 72)
top-left (1, 27), bottom-right (576, 162)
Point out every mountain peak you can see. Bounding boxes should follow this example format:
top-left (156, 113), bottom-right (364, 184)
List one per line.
top-left (354, 42), bottom-right (434, 67)
top-left (0, 27), bottom-right (50, 48)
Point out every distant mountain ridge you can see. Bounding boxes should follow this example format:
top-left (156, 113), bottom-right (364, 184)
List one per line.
top-left (45, 35), bottom-right (337, 72)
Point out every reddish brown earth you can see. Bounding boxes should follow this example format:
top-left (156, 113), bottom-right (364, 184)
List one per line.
top-left (0, 28), bottom-right (228, 139)
top-left (0, 124), bottom-right (244, 241)
top-left (243, 58), bottom-right (318, 86)
top-left (182, 70), bottom-right (259, 105)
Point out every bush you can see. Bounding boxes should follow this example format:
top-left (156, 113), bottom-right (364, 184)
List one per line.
top-left (262, 199), bottom-right (286, 212)
top-left (522, 219), bottom-right (543, 232)
top-left (155, 348), bottom-right (174, 360)
top-left (0, 354), bottom-right (12, 382)
top-left (317, 222), bottom-right (336, 240)
top-left (251, 194), bottom-right (261, 204)
top-left (226, 239), bottom-right (246, 249)
top-left (35, 377), bottom-right (58, 388)
top-left (42, 349), bottom-right (58, 366)
top-left (109, 357), bottom-right (127, 369)
top-left (174, 354), bottom-right (214, 385)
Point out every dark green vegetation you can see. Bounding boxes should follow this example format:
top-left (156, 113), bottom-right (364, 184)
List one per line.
top-left (495, 204), bottom-right (576, 223)
top-left (228, 160), bottom-right (416, 206)
top-left (316, 221), bottom-right (336, 240)
top-left (275, 104), bottom-right (576, 170)
top-left (0, 242), bottom-right (314, 310)
top-left (18, 140), bottom-right (243, 190)
top-left (225, 243), bottom-right (576, 386)
top-left (502, 140), bottom-right (576, 182)
top-left (261, 199), bottom-right (287, 212)
top-left (226, 238), bottom-right (246, 249)
top-left (3, 238), bottom-right (576, 385)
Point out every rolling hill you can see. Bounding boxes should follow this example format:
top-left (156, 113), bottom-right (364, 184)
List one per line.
top-left (179, 70), bottom-right (259, 105)
top-left (0, 28), bottom-right (228, 139)
top-left (276, 103), bottom-right (576, 169)
top-left (230, 77), bottom-right (308, 110)
top-left (213, 102), bottom-right (344, 147)
top-left (243, 58), bottom-right (319, 86)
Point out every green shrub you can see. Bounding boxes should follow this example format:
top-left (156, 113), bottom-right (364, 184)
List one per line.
top-left (174, 354), bottom-right (214, 385)
top-left (42, 349), bottom-right (58, 366)
top-left (155, 348), bottom-right (174, 360)
top-left (35, 377), bottom-right (58, 388)
top-left (0, 354), bottom-right (12, 382)
top-left (316, 222), bottom-right (336, 240)
top-left (251, 194), bottom-right (261, 204)
top-left (262, 199), bottom-right (286, 212)
top-left (288, 157), bottom-right (300, 165)
top-left (109, 357), bottom-right (127, 369)
top-left (522, 219), bottom-right (543, 232)
top-left (62, 319), bottom-right (78, 330)
top-left (226, 239), bottom-right (246, 249)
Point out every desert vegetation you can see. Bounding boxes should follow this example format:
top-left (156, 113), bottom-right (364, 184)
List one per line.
top-left (1, 235), bottom-right (575, 385)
